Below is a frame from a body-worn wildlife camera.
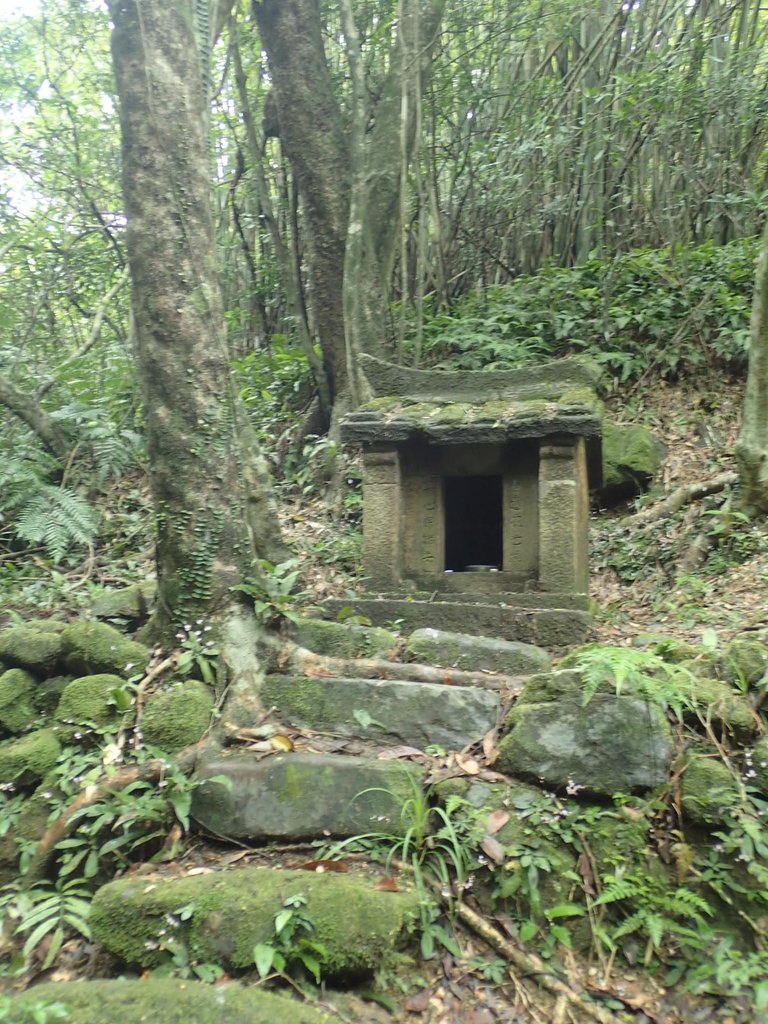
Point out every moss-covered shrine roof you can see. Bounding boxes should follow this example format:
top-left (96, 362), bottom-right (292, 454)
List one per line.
top-left (341, 355), bottom-right (603, 446)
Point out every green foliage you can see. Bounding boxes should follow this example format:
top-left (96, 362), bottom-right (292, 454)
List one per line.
top-left (148, 903), bottom-right (225, 984)
top-left (232, 558), bottom-right (304, 626)
top-left (592, 873), bottom-right (712, 964)
top-left (414, 237), bottom-right (758, 384)
top-left (0, 457), bottom-right (99, 563)
top-left (0, 995), bottom-right (69, 1024)
top-left (173, 623), bottom-right (220, 686)
top-left (570, 644), bottom-right (695, 719)
top-left (0, 877), bottom-right (92, 970)
top-left (252, 893), bottom-right (328, 984)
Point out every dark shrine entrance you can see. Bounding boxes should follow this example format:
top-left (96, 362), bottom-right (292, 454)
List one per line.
top-left (443, 475), bottom-right (503, 571)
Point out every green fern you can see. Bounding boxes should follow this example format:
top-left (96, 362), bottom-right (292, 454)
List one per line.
top-left (570, 644), bottom-right (695, 720)
top-left (0, 456), bottom-right (98, 562)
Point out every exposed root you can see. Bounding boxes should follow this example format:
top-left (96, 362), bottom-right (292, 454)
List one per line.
top-left (630, 471), bottom-right (737, 527)
top-left (279, 642), bottom-right (524, 692)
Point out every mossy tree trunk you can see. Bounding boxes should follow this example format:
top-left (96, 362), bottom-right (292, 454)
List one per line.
top-left (108, 0), bottom-right (286, 636)
top-left (736, 218), bottom-right (768, 514)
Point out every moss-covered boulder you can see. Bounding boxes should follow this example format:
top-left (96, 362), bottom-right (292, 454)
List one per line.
top-left (0, 625), bottom-right (63, 675)
top-left (6, 980), bottom-right (333, 1024)
top-left (91, 866), bottom-right (419, 979)
top-left (61, 621), bottom-right (149, 677)
top-left (498, 695), bottom-right (673, 795)
top-left (721, 637), bottom-right (768, 687)
top-left (0, 728), bottom-right (61, 786)
top-left (292, 618), bottom-right (397, 659)
top-left (32, 675), bottom-right (72, 715)
top-left (141, 680), bottom-right (214, 752)
top-left (600, 419), bottom-right (662, 501)
top-left (55, 674), bottom-right (129, 727)
top-left (0, 668), bottom-right (37, 733)
top-left (681, 755), bottom-right (740, 826)
top-left (91, 582), bottom-right (156, 621)
top-left (676, 671), bottom-right (756, 740)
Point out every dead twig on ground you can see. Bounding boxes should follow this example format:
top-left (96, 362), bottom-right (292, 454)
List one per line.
top-left (629, 472), bottom-right (736, 528)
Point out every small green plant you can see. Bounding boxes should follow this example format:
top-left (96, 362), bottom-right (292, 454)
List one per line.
top-left (231, 558), bottom-right (303, 626)
top-left (148, 903), bottom-right (225, 983)
top-left (0, 877), bottom-right (92, 970)
top-left (252, 894), bottom-right (328, 984)
top-left (174, 622), bottom-right (220, 685)
top-left (0, 995), bottom-right (69, 1024)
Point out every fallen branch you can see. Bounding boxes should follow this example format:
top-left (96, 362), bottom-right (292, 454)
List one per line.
top-left (389, 857), bottom-right (622, 1024)
top-left (630, 472), bottom-right (737, 527)
top-left (281, 643), bottom-right (525, 692)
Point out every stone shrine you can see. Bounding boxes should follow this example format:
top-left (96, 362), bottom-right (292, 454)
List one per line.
top-left (336, 355), bottom-right (603, 645)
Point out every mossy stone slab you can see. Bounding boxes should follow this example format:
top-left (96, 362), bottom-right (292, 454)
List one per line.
top-left (0, 625), bottom-right (63, 675)
top-left (0, 668), bottom-right (36, 732)
top-left (601, 419), bottom-right (662, 497)
top-left (141, 680), bottom-right (214, 752)
top-left (7, 980), bottom-right (333, 1024)
top-left (263, 674), bottom-right (499, 750)
top-left (192, 751), bottom-right (424, 841)
top-left (91, 582), bottom-right (156, 620)
top-left (291, 618), bottom-right (397, 659)
top-left (404, 628), bottom-right (550, 676)
top-left (498, 695), bottom-right (672, 795)
top-left (91, 866), bottom-right (419, 978)
top-left (61, 621), bottom-right (149, 677)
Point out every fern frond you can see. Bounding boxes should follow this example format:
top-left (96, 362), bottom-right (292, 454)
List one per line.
top-left (15, 486), bottom-right (98, 562)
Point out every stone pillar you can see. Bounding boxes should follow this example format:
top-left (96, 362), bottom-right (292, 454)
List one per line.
top-left (538, 437), bottom-right (589, 594)
top-left (503, 444), bottom-right (538, 580)
top-left (362, 447), bottom-right (402, 589)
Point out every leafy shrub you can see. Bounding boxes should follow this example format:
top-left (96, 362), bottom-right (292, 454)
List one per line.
top-left (412, 236), bottom-right (757, 384)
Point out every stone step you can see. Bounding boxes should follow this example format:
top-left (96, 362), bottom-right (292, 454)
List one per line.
top-left (192, 750), bottom-right (424, 842)
top-left (320, 597), bottom-right (589, 646)
top-left (263, 673), bottom-right (500, 750)
top-left (88, 865), bottom-right (419, 982)
top-left (403, 627), bottom-right (551, 676)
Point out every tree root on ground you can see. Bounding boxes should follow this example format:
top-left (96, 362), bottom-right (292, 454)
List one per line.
top-left (280, 642), bottom-right (525, 692)
top-left (629, 471), bottom-right (736, 528)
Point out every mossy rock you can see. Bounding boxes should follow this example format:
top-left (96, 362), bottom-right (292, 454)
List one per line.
top-left (600, 419), bottom-right (662, 499)
top-left (21, 618), bottom-right (68, 633)
top-left (292, 618), bottom-right (397, 659)
top-left (0, 668), bottom-right (37, 733)
top-left (681, 755), bottom-right (740, 826)
top-left (721, 637), bottom-right (768, 687)
top-left (676, 673), bottom-right (756, 740)
top-left (91, 866), bottom-right (419, 979)
top-left (514, 670), bottom-right (586, 705)
top-left (6, 980), bottom-right (333, 1024)
top-left (91, 582), bottom-right (156, 621)
top-left (141, 680), bottom-right (214, 752)
top-left (749, 736), bottom-right (768, 797)
top-left (0, 625), bottom-right (63, 675)
top-left (0, 728), bottom-right (61, 787)
top-left (55, 674), bottom-right (129, 727)
top-left (33, 675), bottom-right (73, 714)
top-left (61, 620), bottom-right (149, 677)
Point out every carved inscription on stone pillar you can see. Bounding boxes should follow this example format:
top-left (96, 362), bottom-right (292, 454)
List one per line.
top-left (362, 448), bottom-right (402, 588)
top-left (538, 437), bottom-right (589, 594)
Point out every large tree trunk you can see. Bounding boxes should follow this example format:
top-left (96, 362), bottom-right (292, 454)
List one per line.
top-left (108, 0), bottom-right (286, 636)
top-left (736, 218), bottom-right (768, 514)
top-left (253, 0), bottom-right (445, 419)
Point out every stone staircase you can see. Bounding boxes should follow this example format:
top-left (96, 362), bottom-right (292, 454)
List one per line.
top-left (190, 620), bottom-right (551, 844)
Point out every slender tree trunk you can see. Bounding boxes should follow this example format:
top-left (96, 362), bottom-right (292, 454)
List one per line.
top-left (0, 376), bottom-right (72, 463)
top-left (736, 218), bottom-right (768, 514)
top-left (108, 0), bottom-right (286, 635)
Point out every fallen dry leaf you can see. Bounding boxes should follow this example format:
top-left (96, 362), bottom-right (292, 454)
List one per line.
top-left (271, 734), bottom-right (294, 752)
top-left (485, 810), bottom-right (510, 834)
top-left (479, 835), bottom-right (505, 865)
top-left (455, 752), bottom-right (480, 775)
top-left (373, 876), bottom-right (400, 892)
top-left (378, 745), bottom-right (425, 760)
